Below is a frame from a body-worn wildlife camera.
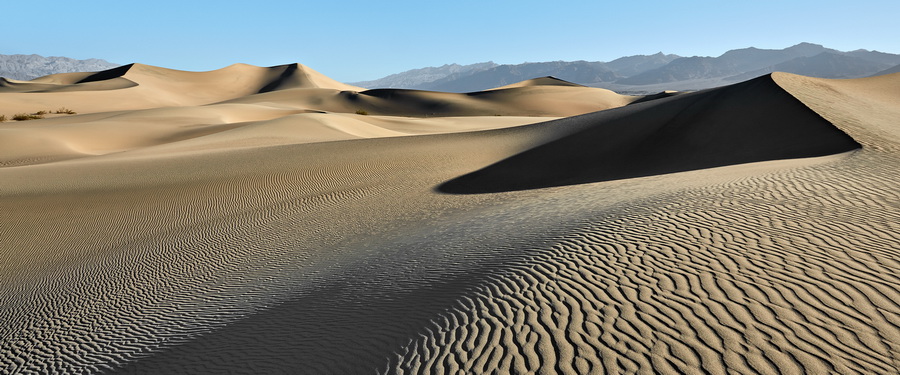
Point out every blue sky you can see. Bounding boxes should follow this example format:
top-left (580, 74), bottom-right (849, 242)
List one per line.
top-left (4, 1), bottom-right (898, 82)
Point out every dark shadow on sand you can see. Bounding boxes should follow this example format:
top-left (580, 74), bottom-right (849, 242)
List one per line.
top-left (438, 75), bottom-right (861, 194)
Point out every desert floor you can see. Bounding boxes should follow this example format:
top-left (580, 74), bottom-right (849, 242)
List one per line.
top-left (1, 64), bottom-right (898, 374)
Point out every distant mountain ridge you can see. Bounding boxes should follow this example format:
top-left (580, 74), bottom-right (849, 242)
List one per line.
top-left (352, 62), bottom-right (498, 89)
top-left (617, 43), bottom-right (899, 85)
top-left (417, 61), bottom-right (616, 92)
top-left (727, 52), bottom-right (893, 82)
top-left (6, 44), bottom-right (897, 94)
top-left (873, 64), bottom-right (900, 76)
top-left (353, 43), bottom-right (900, 93)
top-left (351, 53), bottom-right (680, 92)
top-left (0, 54), bottom-right (120, 81)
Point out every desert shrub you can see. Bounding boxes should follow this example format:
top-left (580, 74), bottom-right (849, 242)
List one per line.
top-left (355, 109), bottom-right (369, 115)
top-left (56, 107), bottom-right (76, 114)
top-left (33, 110), bottom-right (48, 115)
top-left (0, 115), bottom-right (6, 122)
top-left (12, 113), bottom-right (44, 121)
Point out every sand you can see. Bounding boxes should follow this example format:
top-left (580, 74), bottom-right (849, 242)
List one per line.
top-left (0, 64), bottom-right (898, 374)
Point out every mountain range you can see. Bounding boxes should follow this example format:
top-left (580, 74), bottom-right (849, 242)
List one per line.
top-left (4, 43), bottom-right (899, 94)
top-left (0, 54), bottom-right (119, 81)
top-left (352, 43), bottom-right (900, 93)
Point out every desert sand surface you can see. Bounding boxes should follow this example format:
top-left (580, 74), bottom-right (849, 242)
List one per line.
top-left (0, 63), bottom-right (898, 374)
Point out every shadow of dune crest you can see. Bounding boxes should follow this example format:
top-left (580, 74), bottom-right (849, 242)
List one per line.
top-left (438, 74), bottom-right (862, 194)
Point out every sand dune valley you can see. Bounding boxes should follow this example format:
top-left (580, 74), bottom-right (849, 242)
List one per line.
top-left (1, 61), bottom-right (899, 374)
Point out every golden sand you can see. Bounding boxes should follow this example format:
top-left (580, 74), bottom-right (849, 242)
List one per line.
top-left (1, 65), bottom-right (897, 374)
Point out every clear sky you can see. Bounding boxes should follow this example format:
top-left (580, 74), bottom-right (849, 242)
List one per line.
top-left (4, 0), bottom-right (898, 82)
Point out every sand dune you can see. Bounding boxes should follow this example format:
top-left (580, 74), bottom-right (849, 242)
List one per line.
top-left (0, 76), bottom-right (137, 93)
top-left (0, 65), bottom-right (898, 374)
top-left (491, 76), bottom-right (586, 89)
top-left (439, 74), bottom-right (861, 193)
top-left (220, 83), bottom-right (636, 117)
top-left (0, 63), bottom-right (361, 114)
top-left (0, 64), bottom-right (638, 167)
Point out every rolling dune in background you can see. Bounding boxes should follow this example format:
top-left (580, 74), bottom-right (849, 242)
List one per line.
top-left (0, 64), bottom-right (897, 374)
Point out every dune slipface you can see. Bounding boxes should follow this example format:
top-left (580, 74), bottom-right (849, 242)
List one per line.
top-left (0, 65), bottom-right (898, 374)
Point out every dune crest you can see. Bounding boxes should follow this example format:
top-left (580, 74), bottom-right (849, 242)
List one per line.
top-left (490, 76), bottom-right (585, 90)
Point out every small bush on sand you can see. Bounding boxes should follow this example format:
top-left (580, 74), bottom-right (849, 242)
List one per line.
top-left (0, 115), bottom-right (6, 122)
top-left (56, 107), bottom-right (76, 114)
top-left (34, 110), bottom-right (48, 115)
top-left (355, 109), bottom-right (369, 115)
top-left (12, 113), bottom-right (44, 121)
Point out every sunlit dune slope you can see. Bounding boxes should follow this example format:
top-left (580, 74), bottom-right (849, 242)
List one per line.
top-left (773, 71), bottom-right (900, 149)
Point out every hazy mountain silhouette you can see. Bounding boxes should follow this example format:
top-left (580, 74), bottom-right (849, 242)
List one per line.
top-left (728, 52), bottom-right (893, 81)
top-left (352, 55), bottom-right (681, 92)
top-left (603, 52), bottom-right (681, 77)
top-left (872, 63), bottom-right (900, 77)
top-left (0, 54), bottom-right (119, 80)
top-left (352, 62), bottom-right (498, 89)
top-left (416, 61), bottom-right (618, 93)
top-left (356, 43), bottom-right (899, 93)
top-left (616, 56), bottom-right (737, 85)
top-left (619, 43), bottom-right (896, 85)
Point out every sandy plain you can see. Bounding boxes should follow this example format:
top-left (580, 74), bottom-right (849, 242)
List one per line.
top-left (0, 63), bottom-right (898, 374)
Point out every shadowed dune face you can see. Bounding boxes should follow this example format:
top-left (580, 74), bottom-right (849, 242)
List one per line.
top-left (439, 75), bottom-right (861, 194)
top-left (76, 64), bottom-right (136, 83)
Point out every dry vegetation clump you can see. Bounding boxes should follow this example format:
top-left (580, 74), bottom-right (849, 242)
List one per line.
top-left (6, 108), bottom-right (77, 122)
top-left (12, 113), bottom-right (45, 121)
top-left (355, 109), bottom-right (369, 115)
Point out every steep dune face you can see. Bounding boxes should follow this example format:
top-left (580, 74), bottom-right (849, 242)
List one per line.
top-left (440, 74), bottom-right (861, 193)
top-left (256, 63), bottom-right (364, 92)
top-left (1, 65), bottom-right (898, 374)
top-left (773, 72), bottom-right (900, 150)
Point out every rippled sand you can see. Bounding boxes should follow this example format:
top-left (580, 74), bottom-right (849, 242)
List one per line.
top-left (1, 65), bottom-right (897, 374)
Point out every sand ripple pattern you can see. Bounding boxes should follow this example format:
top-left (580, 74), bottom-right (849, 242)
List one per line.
top-left (0, 159), bottom-right (397, 374)
top-left (386, 151), bottom-right (900, 375)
